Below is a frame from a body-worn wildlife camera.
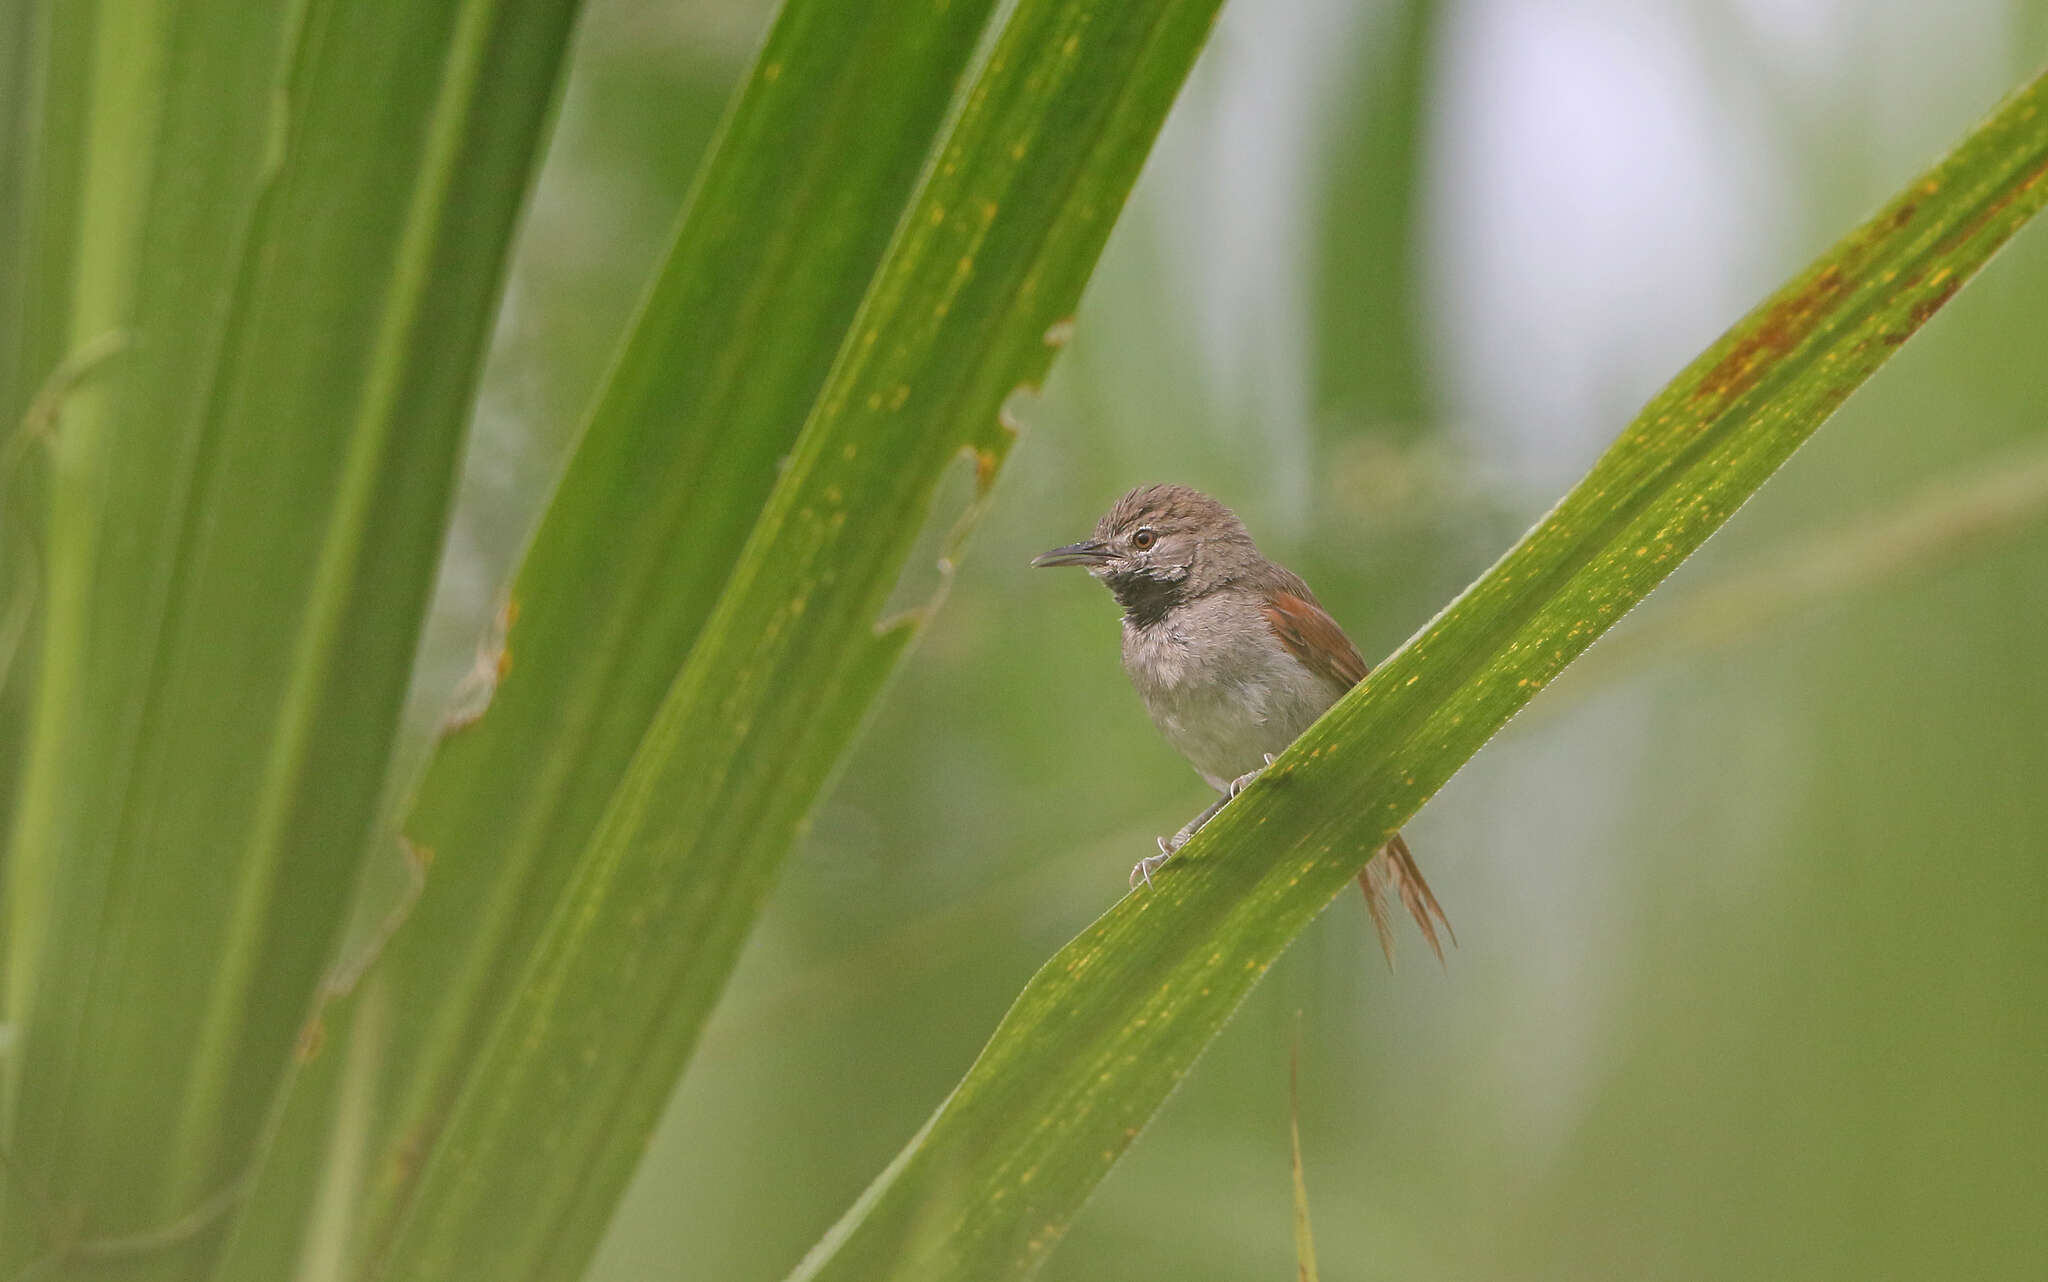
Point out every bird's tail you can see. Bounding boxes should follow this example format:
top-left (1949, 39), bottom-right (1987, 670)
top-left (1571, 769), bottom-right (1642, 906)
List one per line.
top-left (1358, 832), bottom-right (1454, 967)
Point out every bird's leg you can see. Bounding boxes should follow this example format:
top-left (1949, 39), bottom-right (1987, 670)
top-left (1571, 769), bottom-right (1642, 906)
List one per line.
top-left (1133, 796), bottom-right (1224, 888)
top-left (1132, 755), bottom-right (1279, 890)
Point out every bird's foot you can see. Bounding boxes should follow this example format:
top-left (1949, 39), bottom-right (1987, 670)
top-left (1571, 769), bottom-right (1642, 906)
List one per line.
top-left (1134, 761), bottom-right (1284, 892)
top-left (1227, 753), bottom-right (1278, 798)
top-left (1131, 837), bottom-right (1178, 890)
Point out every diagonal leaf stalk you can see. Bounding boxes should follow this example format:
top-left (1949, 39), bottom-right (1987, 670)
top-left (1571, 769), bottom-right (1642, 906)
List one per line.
top-left (791, 66), bottom-right (2048, 1282)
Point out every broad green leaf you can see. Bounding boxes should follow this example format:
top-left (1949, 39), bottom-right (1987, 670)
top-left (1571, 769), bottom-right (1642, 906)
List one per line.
top-left (790, 67), bottom-right (2048, 1282)
top-left (0, 0), bottom-right (579, 1274)
top-left (239, 3), bottom-right (1009, 1278)
top-left (372, 1), bottom-right (1227, 1278)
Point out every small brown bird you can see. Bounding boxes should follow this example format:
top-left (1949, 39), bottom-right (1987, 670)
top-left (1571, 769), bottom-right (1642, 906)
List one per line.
top-left (1034, 483), bottom-right (1451, 962)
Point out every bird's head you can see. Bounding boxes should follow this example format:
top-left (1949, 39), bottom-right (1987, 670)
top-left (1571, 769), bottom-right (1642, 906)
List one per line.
top-left (1032, 483), bottom-right (1257, 623)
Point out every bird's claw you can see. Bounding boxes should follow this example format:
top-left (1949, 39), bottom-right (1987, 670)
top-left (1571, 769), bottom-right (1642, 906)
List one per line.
top-left (1131, 840), bottom-right (1176, 890)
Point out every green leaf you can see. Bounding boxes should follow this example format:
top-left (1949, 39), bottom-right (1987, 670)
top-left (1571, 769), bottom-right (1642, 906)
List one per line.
top-left (368, 1), bottom-right (1228, 1278)
top-left (789, 68), bottom-right (2048, 1282)
top-left (236, 3), bottom-right (1008, 1278)
top-left (0, 7), bottom-right (77, 832)
top-left (0, 1), bottom-right (42, 427)
top-left (1314, 0), bottom-right (1439, 435)
top-left (0, 0), bottom-right (579, 1274)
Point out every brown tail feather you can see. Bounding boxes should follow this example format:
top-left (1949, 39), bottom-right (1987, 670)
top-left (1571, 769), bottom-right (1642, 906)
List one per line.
top-left (1357, 832), bottom-right (1454, 968)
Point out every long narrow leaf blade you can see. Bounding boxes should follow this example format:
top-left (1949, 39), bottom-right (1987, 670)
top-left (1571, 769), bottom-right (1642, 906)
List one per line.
top-left (791, 67), bottom-right (2048, 1282)
top-left (1315, 0), bottom-right (1439, 433)
top-left (375, 1), bottom-right (1228, 1278)
top-left (0, 0), bottom-right (43, 425)
top-left (270, 4), bottom-right (1008, 1277)
top-left (1, 0), bottom-right (579, 1272)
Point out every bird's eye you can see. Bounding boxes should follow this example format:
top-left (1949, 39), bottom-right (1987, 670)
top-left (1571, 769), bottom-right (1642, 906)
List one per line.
top-left (1131, 528), bottom-right (1156, 551)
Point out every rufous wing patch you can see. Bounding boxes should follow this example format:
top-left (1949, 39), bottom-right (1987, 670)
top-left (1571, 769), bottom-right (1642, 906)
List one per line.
top-left (1263, 591), bottom-right (1455, 966)
top-left (1263, 591), bottom-right (1370, 689)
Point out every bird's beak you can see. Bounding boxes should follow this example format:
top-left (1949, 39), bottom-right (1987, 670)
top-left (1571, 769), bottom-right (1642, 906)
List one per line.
top-left (1031, 539), bottom-right (1113, 568)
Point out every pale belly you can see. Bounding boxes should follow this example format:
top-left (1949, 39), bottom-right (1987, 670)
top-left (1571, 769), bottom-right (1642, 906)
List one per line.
top-left (1122, 610), bottom-right (1345, 793)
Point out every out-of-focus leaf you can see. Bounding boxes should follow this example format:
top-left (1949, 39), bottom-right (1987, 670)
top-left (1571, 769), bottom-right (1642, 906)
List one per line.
top-left (0, 6), bottom-right (68, 839)
top-left (0, 0), bottom-right (39, 425)
top-left (370, 1), bottom-right (1229, 1279)
top-left (1315, 0), bottom-right (1439, 436)
top-left (790, 68), bottom-right (2048, 1282)
top-left (0, 0), bottom-right (579, 1274)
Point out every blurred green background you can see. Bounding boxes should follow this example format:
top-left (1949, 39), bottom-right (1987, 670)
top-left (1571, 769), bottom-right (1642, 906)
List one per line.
top-left (426, 0), bottom-right (2048, 1277)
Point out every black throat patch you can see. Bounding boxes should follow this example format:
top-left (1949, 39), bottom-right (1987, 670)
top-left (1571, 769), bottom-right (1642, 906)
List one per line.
top-left (1106, 569), bottom-right (1185, 630)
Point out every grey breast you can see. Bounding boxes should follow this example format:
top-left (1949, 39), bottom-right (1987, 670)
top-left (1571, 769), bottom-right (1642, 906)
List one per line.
top-left (1121, 591), bottom-right (1344, 792)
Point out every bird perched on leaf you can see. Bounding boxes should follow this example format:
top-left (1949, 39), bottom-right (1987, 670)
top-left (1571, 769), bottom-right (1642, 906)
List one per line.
top-left (1034, 483), bottom-right (1451, 963)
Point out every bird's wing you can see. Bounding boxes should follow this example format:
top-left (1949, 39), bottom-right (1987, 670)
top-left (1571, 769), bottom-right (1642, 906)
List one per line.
top-left (1264, 587), bottom-right (1452, 964)
top-left (1262, 589), bottom-right (1370, 689)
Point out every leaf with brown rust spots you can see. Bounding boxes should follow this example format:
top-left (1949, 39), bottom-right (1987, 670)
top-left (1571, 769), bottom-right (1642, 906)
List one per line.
top-left (789, 66), bottom-right (2048, 1282)
top-left (1690, 264), bottom-right (1848, 409)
